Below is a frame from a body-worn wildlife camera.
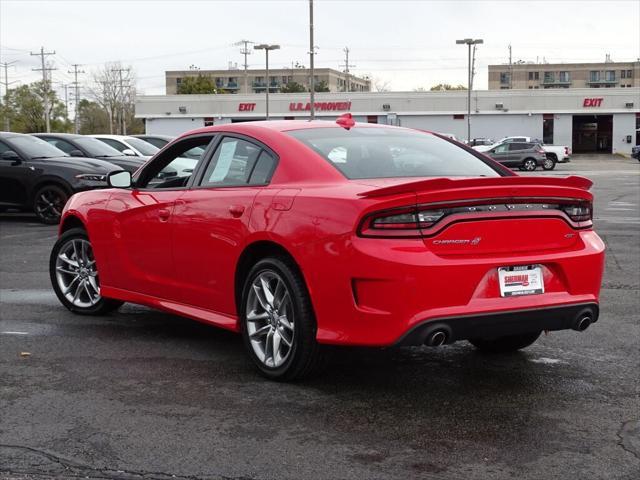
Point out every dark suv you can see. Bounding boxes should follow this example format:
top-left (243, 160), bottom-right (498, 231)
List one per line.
top-left (483, 142), bottom-right (547, 171)
top-left (0, 133), bottom-right (120, 224)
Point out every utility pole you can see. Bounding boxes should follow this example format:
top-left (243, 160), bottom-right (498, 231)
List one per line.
top-left (62, 84), bottom-right (69, 120)
top-left (508, 44), bottom-right (513, 89)
top-left (470, 44), bottom-right (477, 91)
top-left (68, 64), bottom-right (84, 134)
top-left (456, 38), bottom-right (483, 144)
top-left (30, 47), bottom-right (56, 132)
top-left (112, 67), bottom-right (130, 134)
top-left (1, 61), bottom-right (18, 131)
top-left (234, 40), bottom-right (253, 93)
top-left (309, 0), bottom-right (315, 120)
top-left (341, 47), bottom-right (355, 92)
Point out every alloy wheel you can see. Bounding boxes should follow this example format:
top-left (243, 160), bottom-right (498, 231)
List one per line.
top-left (35, 188), bottom-right (65, 222)
top-left (523, 159), bottom-right (536, 171)
top-left (54, 238), bottom-right (101, 308)
top-left (543, 158), bottom-right (554, 170)
top-left (245, 270), bottom-right (295, 368)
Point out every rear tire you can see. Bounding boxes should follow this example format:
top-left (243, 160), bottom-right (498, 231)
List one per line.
top-left (240, 256), bottom-right (326, 381)
top-left (543, 155), bottom-right (556, 170)
top-left (50, 227), bottom-right (123, 315)
top-left (34, 184), bottom-right (68, 224)
top-left (521, 158), bottom-right (537, 171)
top-left (469, 331), bottom-right (541, 353)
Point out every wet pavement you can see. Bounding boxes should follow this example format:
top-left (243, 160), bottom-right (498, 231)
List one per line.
top-left (1, 155), bottom-right (639, 480)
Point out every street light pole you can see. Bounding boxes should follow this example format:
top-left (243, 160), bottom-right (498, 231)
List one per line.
top-left (456, 38), bottom-right (483, 143)
top-left (309, 0), bottom-right (315, 120)
top-left (254, 44), bottom-right (280, 120)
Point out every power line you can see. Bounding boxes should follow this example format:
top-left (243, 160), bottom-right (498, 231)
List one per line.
top-left (30, 46), bottom-right (56, 132)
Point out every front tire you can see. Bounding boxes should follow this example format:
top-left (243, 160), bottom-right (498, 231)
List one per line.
top-left (469, 331), bottom-right (541, 353)
top-left (240, 257), bottom-right (325, 381)
top-left (50, 227), bottom-right (123, 315)
top-left (34, 184), bottom-right (68, 224)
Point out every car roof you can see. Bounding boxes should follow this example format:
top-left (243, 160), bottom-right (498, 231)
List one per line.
top-left (133, 134), bottom-right (174, 140)
top-left (182, 119), bottom-right (412, 139)
top-left (32, 132), bottom-right (82, 139)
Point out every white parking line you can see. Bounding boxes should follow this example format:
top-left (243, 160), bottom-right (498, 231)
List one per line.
top-left (0, 331), bottom-right (30, 335)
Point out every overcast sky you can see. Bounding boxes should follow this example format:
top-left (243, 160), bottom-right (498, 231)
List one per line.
top-left (1, 0), bottom-right (639, 100)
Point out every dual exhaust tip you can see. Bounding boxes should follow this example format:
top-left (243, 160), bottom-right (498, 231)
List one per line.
top-left (422, 309), bottom-right (596, 346)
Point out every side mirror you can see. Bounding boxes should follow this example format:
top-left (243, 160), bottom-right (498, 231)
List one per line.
top-left (69, 149), bottom-right (85, 157)
top-left (1, 151), bottom-right (22, 164)
top-left (107, 170), bottom-right (132, 188)
top-left (122, 148), bottom-right (136, 156)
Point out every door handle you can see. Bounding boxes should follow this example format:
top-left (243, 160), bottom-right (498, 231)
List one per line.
top-left (228, 205), bottom-right (245, 218)
top-left (158, 208), bottom-right (171, 222)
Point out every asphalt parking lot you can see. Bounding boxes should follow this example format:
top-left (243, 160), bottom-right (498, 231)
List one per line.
top-left (1, 154), bottom-right (639, 480)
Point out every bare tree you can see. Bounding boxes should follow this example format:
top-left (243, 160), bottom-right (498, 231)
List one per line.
top-left (373, 77), bottom-right (391, 92)
top-left (87, 62), bottom-right (137, 134)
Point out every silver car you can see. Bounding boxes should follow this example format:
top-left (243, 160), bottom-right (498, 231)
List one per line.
top-left (483, 142), bottom-right (547, 171)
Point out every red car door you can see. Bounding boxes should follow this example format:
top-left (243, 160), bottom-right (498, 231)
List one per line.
top-left (171, 136), bottom-right (277, 319)
top-left (106, 188), bottom-right (183, 299)
top-left (104, 134), bottom-right (217, 301)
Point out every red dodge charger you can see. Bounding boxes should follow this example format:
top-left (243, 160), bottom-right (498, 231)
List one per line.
top-left (50, 118), bottom-right (605, 380)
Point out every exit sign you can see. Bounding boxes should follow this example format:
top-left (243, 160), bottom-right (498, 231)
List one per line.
top-left (583, 98), bottom-right (603, 107)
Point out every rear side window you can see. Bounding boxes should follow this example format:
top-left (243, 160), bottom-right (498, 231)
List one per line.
top-left (45, 138), bottom-right (76, 154)
top-left (200, 137), bottom-right (275, 187)
top-left (508, 143), bottom-right (528, 151)
top-left (287, 127), bottom-right (500, 179)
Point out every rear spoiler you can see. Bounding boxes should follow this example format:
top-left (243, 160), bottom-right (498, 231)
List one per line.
top-left (358, 176), bottom-right (593, 198)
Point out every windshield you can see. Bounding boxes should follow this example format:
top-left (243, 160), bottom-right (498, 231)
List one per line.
top-left (124, 137), bottom-right (159, 156)
top-left (287, 127), bottom-right (500, 179)
top-left (74, 137), bottom-right (123, 157)
top-left (8, 135), bottom-right (68, 159)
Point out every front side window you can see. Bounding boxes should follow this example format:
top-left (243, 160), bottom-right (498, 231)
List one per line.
top-left (44, 138), bottom-right (76, 154)
top-left (200, 137), bottom-right (275, 187)
top-left (288, 127), bottom-right (500, 179)
top-left (137, 136), bottom-right (215, 189)
top-left (98, 138), bottom-right (127, 153)
top-left (74, 137), bottom-right (122, 157)
top-left (494, 144), bottom-right (509, 153)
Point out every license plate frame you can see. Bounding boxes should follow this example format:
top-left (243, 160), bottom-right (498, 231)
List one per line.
top-left (498, 265), bottom-right (544, 297)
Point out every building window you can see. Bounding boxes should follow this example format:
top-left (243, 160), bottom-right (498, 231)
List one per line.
top-left (605, 70), bottom-right (616, 81)
top-left (627, 69), bottom-right (633, 78)
top-left (176, 77), bottom-right (182, 85)
top-left (590, 71), bottom-right (600, 82)
top-left (621, 70), bottom-right (626, 79)
top-left (453, 114), bottom-right (464, 119)
top-left (204, 117), bottom-right (214, 127)
top-left (544, 71), bottom-right (554, 83)
top-left (527, 71), bottom-right (539, 80)
top-left (528, 86), bottom-right (533, 89)
top-left (499, 72), bottom-right (510, 85)
top-left (558, 71), bottom-right (570, 83)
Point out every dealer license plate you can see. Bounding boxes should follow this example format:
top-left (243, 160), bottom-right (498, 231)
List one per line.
top-left (498, 265), bottom-right (544, 297)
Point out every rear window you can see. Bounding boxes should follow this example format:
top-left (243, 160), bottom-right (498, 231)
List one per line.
top-left (287, 127), bottom-right (500, 179)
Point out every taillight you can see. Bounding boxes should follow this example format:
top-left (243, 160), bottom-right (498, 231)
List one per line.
top-left (564, 147), bottom-right (569, 155)
top-left (363, 208), bottom-right (445, 237)
top-left (537, 148), bottom-right (546, 154)
top-left (561, 203), bottom-right (592, 222)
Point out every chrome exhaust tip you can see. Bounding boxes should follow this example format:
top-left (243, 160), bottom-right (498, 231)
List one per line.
top-left (426, 330), bottom-right (448, 347)
top-left (573, 315), bottom-right (592, 332)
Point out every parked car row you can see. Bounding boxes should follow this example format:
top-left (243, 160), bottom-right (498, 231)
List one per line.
top-left (0, 132), bottom-right (193, 223)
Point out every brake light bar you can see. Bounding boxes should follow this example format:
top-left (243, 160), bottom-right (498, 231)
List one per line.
top-left (359, 199), bottom-right (593, 238)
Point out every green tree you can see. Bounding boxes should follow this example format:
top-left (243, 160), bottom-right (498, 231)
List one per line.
top-left (77, 99), bottom-right (110, 134)
top-left (4, 82), bottom-right (70, 133)
top-left (280, 81), bottom-right (306, 93)
top-left (177, 74), bottom-right (226, 94)
top-left (430, 83), bottom-right (467, 91)
top-left (314, 80), bottom-right (330, 92)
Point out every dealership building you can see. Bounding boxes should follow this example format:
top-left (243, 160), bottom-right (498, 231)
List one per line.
top-left (136, 88), bottom-right (640, 155)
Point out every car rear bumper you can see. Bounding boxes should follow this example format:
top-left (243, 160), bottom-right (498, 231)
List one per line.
top-left (396, 302), bottom-right (598, 346)
top-left (308, 229), bottom-right (605, 346)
